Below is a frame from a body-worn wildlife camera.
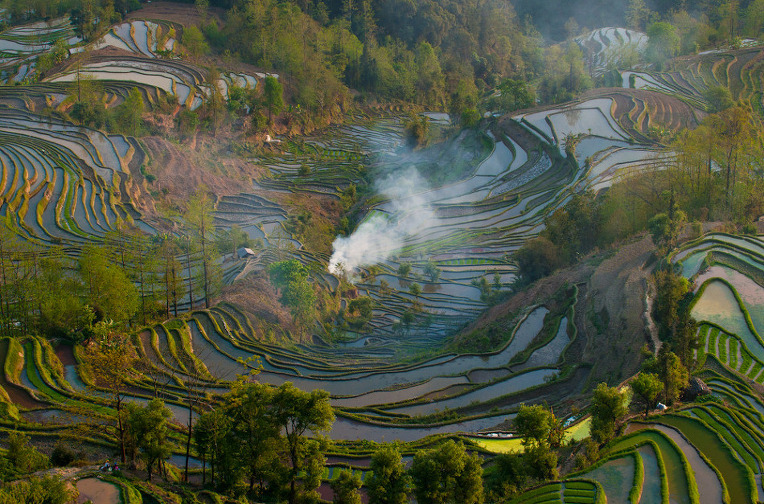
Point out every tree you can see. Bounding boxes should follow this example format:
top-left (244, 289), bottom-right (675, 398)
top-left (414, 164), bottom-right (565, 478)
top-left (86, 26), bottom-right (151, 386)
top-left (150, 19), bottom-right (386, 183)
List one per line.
top-left (704, 85), bottom-right (734, 113)
top-left (270, 382), bottom-right (334, 504)
top-left (193, 408), bottom-right (228, 487)
top-left (590, 383), bottom-right (629, 443)
top-left (182, 25), bottom-right (209, 61)
top-left (126, 399), bottom-right (173, 481)
top-left (631, 372), bottom-right (664, 417)
top-left (626, 0), bottom-right (652, 31)
top-left (0, 432), bottom-right (48, 478)
top-left (483, 453), bottom-right (527, 501)
top-left (264, 76), bottom-right (284, 122)
top-left (514, 404), bottom-right (556, 447)
top-left (267, 259), bottom-right (317, 328)
top-left (657, 349), bottom-right (689, 405)
top-left (221, 382), bottom-right (281, 496)
top-left (80, 329), bottom-right (138, 464)
top-left (111, 87), bottom-right (144, 134)
top-left (332, 469), bottom-right (362, 504)
top-left (409, 440), bottom-right (484, 504)
top-left (645, 22), bottom-right (680, 70)
top-left (524, 442), bottom-right (559, 481)
top-left (185, 188), bottom-right (220, 309)
top-left (366, 444), bottom-right (410, 504)
top-left (79, 245), bottom-right (139, 325)
top-left (491, 78), bottom-right (535, 113)
top-left (652, 269), bottom-right (693, 353)
top-left (514, 237), bottom-right (561, 283)
top-left (423, 261), bottom-right (441, 282)
top-left (158, 236), bottom-right (183, 318)
top-left (0, 475), bottom-right (75, 504)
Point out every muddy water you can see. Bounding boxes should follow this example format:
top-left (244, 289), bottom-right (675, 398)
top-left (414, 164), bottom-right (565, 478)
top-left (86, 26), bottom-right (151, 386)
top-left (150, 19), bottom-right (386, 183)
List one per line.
top-left (76, 478), bottom-right (119, 504)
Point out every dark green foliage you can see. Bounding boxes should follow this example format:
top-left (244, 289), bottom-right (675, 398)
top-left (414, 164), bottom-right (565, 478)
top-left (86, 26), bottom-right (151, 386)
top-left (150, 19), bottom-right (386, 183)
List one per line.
top-left (590, 383), bottom-right (629, 443)
top-left (645, 21), bottom-right (680, 70)
top-left (194, 382), bottom-right (333, 502)
top-left (0, 432), bottom-right (48, 480)
top-left (655, 348), bottom-right (689, 405)
top-left (524, 443), bottom-right (559, 482)
top-left (515, 404), bottom-right (562, 448)
top-left (488, 78), bottom-right (535, 113)
top-left (514, 191), bottom-right (604, 284)
top-left (267, 259), bottom-right (317, 326)
top-left (704, 86), bottom-right (735, 113)
top-left (409, 440), bottom-right (484, 504)
top-left (652, 269), bottom-right (698, 366)
top-left (484, 453), bottom-right (528, 501)
top-left (331, 469), bottom-right (362, 504)
top-left (263, 76), bottom-right (284, 122)
top-left (50, 444), bottom-right (75, 468)
top-left (631, 372), bottom-right (664, 416)
top-left (514, 237), bottom-right (561, 283)
top-left (126, 399), bottom-right (173, 481)
top-left (0, 475), bottom-right (75, 504)
top-left (346, 296), bottom-right (374, 329)
top-left (366, 445), bottom-right (410, 504)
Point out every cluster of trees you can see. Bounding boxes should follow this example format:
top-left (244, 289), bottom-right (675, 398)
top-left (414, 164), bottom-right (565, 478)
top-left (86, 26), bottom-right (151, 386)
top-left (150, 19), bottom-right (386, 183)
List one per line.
top-left (0, 188), bottom-right (251, 340)
top-left (514, 191), bottom-right (605, 283)
top-left (65, 78), bottom-right (147, 136)
top-left (356, 441), bottom-right (483, 504)
top-left (485, 385), bottom-right (629, 501)
top-left (267, 259), bottom-right (318, 329)
top-left (0, 432), bottom-right (75, 503)
top-left (193, 381), bottom-right (334, 503)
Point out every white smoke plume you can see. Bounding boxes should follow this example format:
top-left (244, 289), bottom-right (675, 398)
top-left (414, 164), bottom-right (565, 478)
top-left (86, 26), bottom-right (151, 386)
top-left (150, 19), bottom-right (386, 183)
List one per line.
top-left (328, 167), bottom-right (437, 276)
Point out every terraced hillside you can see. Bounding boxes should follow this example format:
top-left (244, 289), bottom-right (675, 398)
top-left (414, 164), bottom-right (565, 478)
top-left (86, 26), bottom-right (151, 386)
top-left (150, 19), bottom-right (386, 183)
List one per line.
top-left (623, 45), bottom-right (764, 113)
top-left (506, 232), bottom-right (764, 503)
top-left (4, 7), bottom-right (764, 500)
top-left (0, 16), bottom-right (81, 83)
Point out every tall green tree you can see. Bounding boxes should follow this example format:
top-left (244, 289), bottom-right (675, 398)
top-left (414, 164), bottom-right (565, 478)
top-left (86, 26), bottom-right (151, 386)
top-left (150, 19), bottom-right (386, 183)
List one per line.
top-left (409, 440), bottom-right (484, 504)
top-left (645, 21), bottom-right (680, 70)
top-left (79, 245), bottom-right (139, 325)
top-left (126, 399), bottom-right (173, 481)
top-left (271, 382), bottom-right (334, 504)
top-left (267, 259), bottom-right (317, 328)
top-left (222, 382), bottom-right (281, 496)
top-left (80, 330), bottom-right (138, 464)
top-left (657, 348), bottom-right (689, 405)
top-left (366, 444), bottom-right (410, 504)
top-left (332, 469), bottom-right (362, 504)
top-left (185, 188), bottom-right (220, 309)
top-left (264, 75), bottom-right (284, 122)
top-left (590, 382), bottom-right (630, 443)
top-left (631, 372), bottom-right (664, 417)
top-left (182, 25), bottom-right (209, 61)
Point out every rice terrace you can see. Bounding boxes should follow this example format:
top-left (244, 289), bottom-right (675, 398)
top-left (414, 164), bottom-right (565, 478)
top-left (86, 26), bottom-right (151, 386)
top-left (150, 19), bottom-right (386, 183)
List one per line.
top-left (0, 0), bottom-right (763, 503)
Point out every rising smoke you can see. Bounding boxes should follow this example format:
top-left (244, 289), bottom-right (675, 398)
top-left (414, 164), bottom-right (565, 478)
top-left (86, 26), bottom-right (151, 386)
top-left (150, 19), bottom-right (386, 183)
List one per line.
top-left (328, 167), bottom-right (437, 276)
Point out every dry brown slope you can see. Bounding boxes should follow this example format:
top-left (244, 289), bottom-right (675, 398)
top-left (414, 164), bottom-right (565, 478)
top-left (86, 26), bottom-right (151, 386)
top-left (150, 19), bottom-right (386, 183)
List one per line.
top-left (456, 233), bottom-right (657, 401)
